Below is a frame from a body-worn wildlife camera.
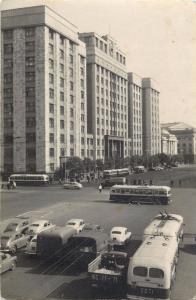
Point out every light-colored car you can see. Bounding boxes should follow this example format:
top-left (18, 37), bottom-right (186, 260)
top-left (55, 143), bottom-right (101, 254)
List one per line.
top-left (63, 182), bottom-right (83, 190)
top-left (0, 252), bottom-right (17, 274)
top-left (110, 226), bottom-right (131, 245)
top-left (25, 235), bottom-right (37, 255)
top-left (0, 232), bottom-right (29, 254)
top-left (66, 219), bottom-right (85, 233)
top-left (4, 218), bottom-right (30, 234)
top-left (27, 220), bottom-right (55, 238)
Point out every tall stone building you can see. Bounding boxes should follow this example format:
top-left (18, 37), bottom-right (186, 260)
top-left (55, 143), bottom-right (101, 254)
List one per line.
top-left (142, 78), bottom-right (161, 156)
top-left (79, 33), bottom-right (129, 161)
top-left (1, 6), bottom-right (87, 174)
top-left (161, 128), bottom-right (178, 156)
top-left (128, 73), bottom-right (143, 156)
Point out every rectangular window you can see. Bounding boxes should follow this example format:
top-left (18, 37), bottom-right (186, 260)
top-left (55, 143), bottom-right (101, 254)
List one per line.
top-left (60, 106), bottom-right (64, 115)
top-left (4, 59), bottom-right (13, 68)
top-left (25, 41), bottom-right (35, 52)
top-left (26, 117), bottom-right (36, 127)
top-left (81, 103), bottom-right (84, 110)
top-left (26, 57), bottom-right (35, 67)
top-left (81, 149), bottom-right (85, 157)
top-left (49, 148), bottom-right (54, 157)
top-left (60, 134), bottom-right (65, 143)
top-left (81, 137), bottom-right (85, 144)
top-left (60, 49), bottom-right (64, 59)
top-left (81, 91), bottom-right (84, 99)
top-left (60, 120), bottom-right (64, 129)
top-left (49, 29), bottom-right (54, 40)
top-left (80, 67), bottom-right (84, 76)
top-left (26, 72), bottom-right (35, 82)
top-left (70, 108), bottom-right (74, 117)
top-left (70, 121), bottom-right (74, 130)
top-left (49, 133), bottom-right (54, 143)
top-left (26, 87), bottom-right (35, 97)
top-left (49, 59), bottom-right (54, 69)
top-left (70, 41), bottom-right (74, 51)
top-left (70, 95), bottom-right (74, 103)
top-left (60, 35), bottom-right (64, 45)
top-left (25, 27), bottom-right (35, 37)
top-left (70, 135), bottom-right (74, 143)
top-left (70, 68), bottom-right (73, 77)
top-left (49, 88), bottom-right (54, 98)
top-left (4, 30), bottom-right (13, 39)
top-left (4, 73), bottom-right (12, 84)
top-left (81, 114), bottom-right (85, 122)
top-left (81, 125), bottom-right (85, 133)
top-left (4, 44), bottom-right (13, 54)
top-left (60, 92), bottom-right (64, 101)
top-left (49, 44), bottom-right (54, 55)
top-left (49, 118), bottom-right (54, 128)
top-left (26, 102), bottom-right (35, 113)
top-left (49, 73), bottom-right (54, 84)
top-left (50, 163), bottom-right (54, 171)
top-left (4, 88), bottom-right (13, 97)
top-left (49, 103), bottom-right (54, 113)
top-left (60, 78), bottom-right (64, 87)
top-left (69, 54), bottom-right (73, 64)
top-left (70, 148), bottom-right (74, 156)
top-left (80, 56), bottom-right (85, 65)
top-left (80, 79), bottom-right (84, 88)
top-left (60, 64), bottom-right (64, 73)
top-left (70, 81), bottom-right (74, 90)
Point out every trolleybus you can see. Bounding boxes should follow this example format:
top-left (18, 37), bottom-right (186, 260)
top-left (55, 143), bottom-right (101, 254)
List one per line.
top-left (127, 235), bottom-right (179, 300)
top-left (109, 185), bottom-right (171, 205)
top-left (9, 174), bottom-right (49, 185)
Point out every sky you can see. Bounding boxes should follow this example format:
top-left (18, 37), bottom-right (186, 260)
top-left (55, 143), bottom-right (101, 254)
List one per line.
top-left (1, 0), bottom-right (196, 127)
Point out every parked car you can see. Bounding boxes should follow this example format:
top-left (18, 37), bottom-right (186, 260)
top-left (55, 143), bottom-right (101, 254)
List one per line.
top-left (63, 182), bottom-right (83, 190)
top-left (83, 223), bottom-right (104, 232)
top-left (110, 226), bottom-right (131, 245)
top-left (0, 232), bottom-right (29, 254)
top-left (25, 235), bottom-right (38, 255)
top-left (27, 220), bottom-right (55, 238)
top-left (66, 219), bottom-right (85, 233)
top-left (0, 252), bottom-right (17, 274)
top-left (4, 218), bottom-right (30, 234)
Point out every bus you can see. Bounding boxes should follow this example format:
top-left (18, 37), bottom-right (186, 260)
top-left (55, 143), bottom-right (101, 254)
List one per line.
top-left (103, 168), bottom-right (130, 179)
top-left (127, 235), bottom-right (179, 300)
top-left (9, 174), bottom-right (49, 185)
top-left (134, 166), bottom-right (146, 173)
top-left (143, 212), bottom-right (184, 242)
top-left (109, 185), bottom-right (172, 205)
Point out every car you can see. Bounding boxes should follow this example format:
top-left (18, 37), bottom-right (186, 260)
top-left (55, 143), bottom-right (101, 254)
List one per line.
top-left (4, 218), bottom-right (30, 234)
top-left (0, 232), bottom-right (29, 254)
top-left (25, 235), bottom-right (38, 255)
top-left (83, 223), bottom-right (104, 232)
top-left (110, 226), bottom-right (131, 245)
top-left (63, 182), bottom-right (83, 190)
top-left (65, 219), bottom-right (85, 233)
top-left (27, 220), bottom-right (55, 238)
top-left (0, 252), bottom-right (17, 274)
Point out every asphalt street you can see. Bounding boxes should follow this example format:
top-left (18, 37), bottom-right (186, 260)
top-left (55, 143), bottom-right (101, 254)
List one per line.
top-left (1, 166), bottom-right (196, 300)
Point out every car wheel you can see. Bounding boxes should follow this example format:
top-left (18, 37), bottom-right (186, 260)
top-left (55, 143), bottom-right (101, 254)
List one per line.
top-left (10, 262), bottom-right (16, 271)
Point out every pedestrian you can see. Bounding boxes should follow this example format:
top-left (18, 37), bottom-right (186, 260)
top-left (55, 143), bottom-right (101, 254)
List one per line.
top-left (99, 184), bottom-right (102, 193)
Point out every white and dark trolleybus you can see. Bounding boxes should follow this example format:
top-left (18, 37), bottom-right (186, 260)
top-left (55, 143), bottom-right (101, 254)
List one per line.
top-left (109, 185), bottom-right (172, 205)
top-left (9, 174), bottom-right (49, 185)
top-left (127, 235), bottom-right (179, 300)
top-left (143, 212), bottom-right (184, 242)
top-left (103, 168), bottom-right (130, 179)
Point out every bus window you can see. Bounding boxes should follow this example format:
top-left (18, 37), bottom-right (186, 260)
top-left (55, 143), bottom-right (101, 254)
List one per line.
top-left (133, 266), bottom-right (148, 277)
top-left (149, 268), bottom-right (164, 278)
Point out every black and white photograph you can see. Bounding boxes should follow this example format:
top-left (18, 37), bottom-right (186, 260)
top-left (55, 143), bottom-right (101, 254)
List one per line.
top-left (0, 0), bottom-right (196, 299)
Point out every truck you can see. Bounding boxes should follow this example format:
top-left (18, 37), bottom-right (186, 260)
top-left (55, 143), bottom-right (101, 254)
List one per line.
top-left (88, 250), bottom-right (128, 289)
top-left (68, 231), bottom-right (109, 267)
top-left (36, 226), bottom-right (76, 258)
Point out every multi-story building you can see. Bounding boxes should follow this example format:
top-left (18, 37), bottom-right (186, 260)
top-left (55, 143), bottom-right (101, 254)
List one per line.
top-left (162, 122), bottom-right (196, 163)
top-left (142, 78), bottom-right (160, 156)
top-left (1, 5), bottom-right (87, 175)
top-left (79, 33), bottom-right (128, 161)
top-left (161, 128), bottom-right (178, 156)
top-left (128, 72), bottom-right (143, 156)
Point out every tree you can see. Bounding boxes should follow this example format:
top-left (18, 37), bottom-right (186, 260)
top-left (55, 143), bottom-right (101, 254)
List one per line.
top-left (66, 156), bottom-right (84, 177)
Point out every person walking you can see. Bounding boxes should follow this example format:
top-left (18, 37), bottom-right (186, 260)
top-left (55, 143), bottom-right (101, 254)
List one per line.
top-left (99, 184), bottom-right (102, 193)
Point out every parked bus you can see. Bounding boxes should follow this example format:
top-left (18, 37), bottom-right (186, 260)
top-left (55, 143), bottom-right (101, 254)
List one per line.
top-left (37, 226), bottom-right (76, 258)
top-left (9, 174), bottom-right (49, 185)
top-left (133, 166), bottom-right (146, 173)
top-left (143, 212), bottom-right (184, 242)
top-left (127, 235), bottom-right (179, 300)
top-left (102, 176), bottom-right (126, 188)
top-left (109, 185), bottom-right (172, 205)
top-left (103, 168), bottom-right (130, 179)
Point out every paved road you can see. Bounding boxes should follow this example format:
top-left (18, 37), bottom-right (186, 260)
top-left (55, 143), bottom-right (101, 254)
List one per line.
top-left (1, 168), bottom-right (196, 300)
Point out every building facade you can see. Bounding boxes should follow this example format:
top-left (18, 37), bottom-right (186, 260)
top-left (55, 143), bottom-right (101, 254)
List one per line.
top-left (1, 6), bottom-right (87, 174)
top-left (128, 72), bottom-right (143, 156)
top-left (142, 78), bottom-right (161, 156)
top-left (79, 33), bottom-right (129, 161)
top-left (162, 122), bottom-right (196, 163)
top-left (161, 128), bottom-right (178, 156)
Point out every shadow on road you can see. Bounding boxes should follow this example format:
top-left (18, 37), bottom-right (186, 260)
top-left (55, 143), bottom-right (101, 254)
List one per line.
top-left (180, 244), bottom-right (196, 255)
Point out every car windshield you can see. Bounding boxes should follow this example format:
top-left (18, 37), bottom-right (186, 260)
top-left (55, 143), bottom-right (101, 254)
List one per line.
top-left (31, 224), bottom-right (40, 227)
top-left (31, 238), bottom-right (37, 242)
top-left (1, 236), bottom-right (10, 240)
top-left (112, 231), bottom-right (121, 234)
top-left (7, 223), bottom-right (18, 229)
top-left (67, 222), bottom-right (76, 226)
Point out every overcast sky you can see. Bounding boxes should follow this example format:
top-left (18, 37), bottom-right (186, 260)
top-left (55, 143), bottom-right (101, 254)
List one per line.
top-left (1, 0), bottom-right (196, 127)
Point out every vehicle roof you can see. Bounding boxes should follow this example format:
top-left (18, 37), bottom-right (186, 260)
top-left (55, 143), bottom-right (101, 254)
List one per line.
top-left (144, 214), bottom-right (183, 237)
top-left (10, 174), bottom-right (48, 177)
top-left (131, 235), bottom-right (178, 268)
top-left (37, 226), bottom-right (76, 238)
top-left (111, 226), bottom-right (127, 232)
top-left (29, 220), bottom-right (50, 226)
top-left (67, 219), bottom-right (84, 223)
top-left (111, 185), bottom-right (171, 191)
top-left (70, 230), bottom-right (109, 244)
